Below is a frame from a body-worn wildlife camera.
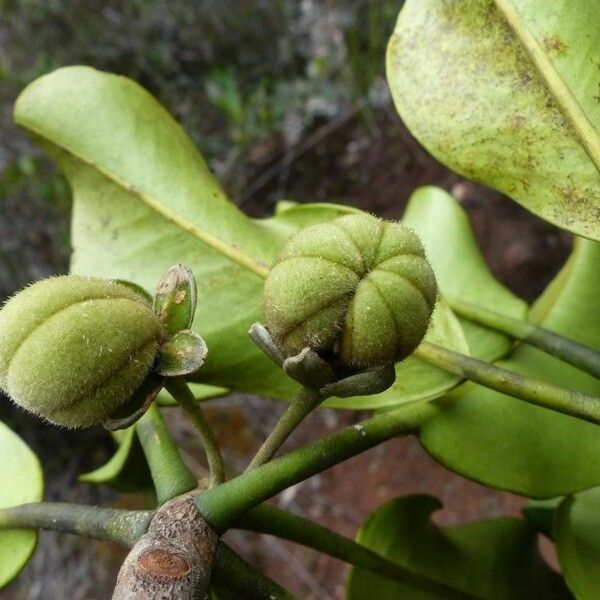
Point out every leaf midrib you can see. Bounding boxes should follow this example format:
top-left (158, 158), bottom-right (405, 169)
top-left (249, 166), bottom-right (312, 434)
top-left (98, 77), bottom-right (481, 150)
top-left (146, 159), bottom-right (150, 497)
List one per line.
top-left (494, 0), bottom-right (600, 177)
top-left (15, 120), bottom-right (271, 280)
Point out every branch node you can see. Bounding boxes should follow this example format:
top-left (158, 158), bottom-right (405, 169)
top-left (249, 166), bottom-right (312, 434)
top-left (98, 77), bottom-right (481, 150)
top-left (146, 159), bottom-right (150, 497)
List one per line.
top-left (112, 494), bottom-right (218, 599)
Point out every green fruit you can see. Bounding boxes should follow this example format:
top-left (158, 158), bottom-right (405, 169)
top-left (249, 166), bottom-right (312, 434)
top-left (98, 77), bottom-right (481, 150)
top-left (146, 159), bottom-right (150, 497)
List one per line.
top-left (263, 214), bottom-right (437, 369)
top-left (0, 276), bottom-right (163, 428)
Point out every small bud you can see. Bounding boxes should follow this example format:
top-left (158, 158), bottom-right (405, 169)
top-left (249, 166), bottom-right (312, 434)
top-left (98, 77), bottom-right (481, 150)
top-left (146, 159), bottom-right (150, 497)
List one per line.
top-left (0, 276), bottom-right (163, 428)
top-left (263, 214), bottom-right (437, 370)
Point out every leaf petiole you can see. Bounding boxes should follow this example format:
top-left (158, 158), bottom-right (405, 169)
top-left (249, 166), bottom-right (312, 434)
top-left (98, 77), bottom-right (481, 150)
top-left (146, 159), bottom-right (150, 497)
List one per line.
top-left (165, 377), bottom-right (225, 487)
top-left (415, 341), bottom-right (600, 425)
top-left (246, 386), bottom-right (322, 471)
top-left (448, 296), bottom-right (600, 379)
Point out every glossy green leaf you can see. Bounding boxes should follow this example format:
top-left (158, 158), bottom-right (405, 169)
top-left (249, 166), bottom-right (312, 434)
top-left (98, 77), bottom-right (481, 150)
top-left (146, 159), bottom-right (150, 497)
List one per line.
top-left (420, 239), bottom-right (600, 497)
top-left (0, 420), bottom-right (43, 589)
top-left (15, 66), bottom-right (470, 409)
top-left (347, 495), bottom-right (569, 599)
top-left (555, 487), bottom-right (600, 599)
top-left (387, 0), bottom-right (600, 241)
top-left (403, 187), bottom-right (527, 361)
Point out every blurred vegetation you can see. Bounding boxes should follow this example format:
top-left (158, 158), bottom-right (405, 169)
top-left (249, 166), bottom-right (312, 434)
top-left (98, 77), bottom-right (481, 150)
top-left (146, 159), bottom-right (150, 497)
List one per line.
top-left (0, 0), bottom-right (401, 298)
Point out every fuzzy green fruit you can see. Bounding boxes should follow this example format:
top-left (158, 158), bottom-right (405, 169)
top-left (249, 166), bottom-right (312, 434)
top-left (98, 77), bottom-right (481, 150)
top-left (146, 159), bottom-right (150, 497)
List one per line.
top-left (263, 214), bottom-right (437, 369)
top-left (0, 276), bottom-right (163, 428)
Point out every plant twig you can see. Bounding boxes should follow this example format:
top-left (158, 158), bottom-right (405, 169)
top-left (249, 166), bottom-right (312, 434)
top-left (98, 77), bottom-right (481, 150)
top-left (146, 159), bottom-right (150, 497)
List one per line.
top-left (0, 503), bottom-right (294, 599)
top-left (415, 341), bottom-right (600, 425)
top-left (212, 542), bottom-right (296, 599)
top-left (196, 400), bottom-right (436, 532)
top-left (246, 386), bottom-right (322, 471)
top-left (448, 297), bottom-right (600, 379)
top-left (135, 403), bottom-right (197, 504)
top-left (236, 505), bottom-right (474, 599)
top-left (166, 377), bottom-right (225, 487)
top-left (0, 502), bottom-right (153, 547)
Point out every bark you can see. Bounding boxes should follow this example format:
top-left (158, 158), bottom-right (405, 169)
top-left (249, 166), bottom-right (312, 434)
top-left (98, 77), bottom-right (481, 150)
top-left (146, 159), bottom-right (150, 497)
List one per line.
top-left (112, 494), bottom-right (218, 599)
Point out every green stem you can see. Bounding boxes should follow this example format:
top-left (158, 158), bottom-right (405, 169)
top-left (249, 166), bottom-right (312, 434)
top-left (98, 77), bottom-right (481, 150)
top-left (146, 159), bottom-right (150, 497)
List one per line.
top-left (415, 341), bottom-right (600, 425)
top-left (448, 297), bottom-right (600, 379)
top-left (237, 505), bottom-right (473, 599)
top-left (166, 377), bottom-right (225, 487)
top-left (196, 400), bottom-right (435, 532)
top-left (246, 386), bottom-right (322, 471)
top-left (0, 502), bottom-right (153, 547)
top-left (0, 504), bottom-right (294, 598)
top-left (135, 403), bottom-right (197, 504)
top-left (212, 542), bottom-right (295, 599)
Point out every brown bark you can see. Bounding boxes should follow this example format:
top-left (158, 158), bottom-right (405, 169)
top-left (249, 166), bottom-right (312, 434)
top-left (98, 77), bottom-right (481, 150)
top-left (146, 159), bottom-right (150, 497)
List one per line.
top-left (112, 494), bottom-right (218, 599)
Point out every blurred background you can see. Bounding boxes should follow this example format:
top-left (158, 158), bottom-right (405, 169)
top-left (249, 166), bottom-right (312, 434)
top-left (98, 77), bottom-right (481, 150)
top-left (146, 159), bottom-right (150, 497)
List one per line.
top-left (0, 1), bottom-right (572, 598)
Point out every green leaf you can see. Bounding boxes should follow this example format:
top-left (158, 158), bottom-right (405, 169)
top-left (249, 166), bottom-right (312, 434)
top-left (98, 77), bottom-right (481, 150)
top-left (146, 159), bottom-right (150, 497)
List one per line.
top-left (79, 429), bottom-right (135, 484)
top-left (79, 428), bottom-right (152, 492)
top-left (157, 330), bottom-right (208, 377)
top-left (14, 66), bottom-right (470, 410)
top-left (109, 279), bottom-right (153, 303)
top-left (522, 498), bottom-right (562, 538)
top-left (420, 238), bottom-right (600, 497)
top-left (347, 495), bottom-right (570, 599)
top-left (387, 0), bottom-right (600, 241)
top-left (156, 382), bottom-right (229, 406)
top-left (153, 264), bottom-right (197, 336)
top-left (402, 187), bottom-right (527, 361)
top-left (0, 420), bottom-right (43, 589)
top-left (555, 487), bottom-right (600, 599)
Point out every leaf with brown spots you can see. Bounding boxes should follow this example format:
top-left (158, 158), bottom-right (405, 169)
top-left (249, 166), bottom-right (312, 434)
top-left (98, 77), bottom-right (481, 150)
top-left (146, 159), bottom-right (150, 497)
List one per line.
top-left (153, 264), bottom-right (198, 336)
top-left (157, 330), bottom-right (208, 377)
top-left (387, 0), bottom-right (600, 240)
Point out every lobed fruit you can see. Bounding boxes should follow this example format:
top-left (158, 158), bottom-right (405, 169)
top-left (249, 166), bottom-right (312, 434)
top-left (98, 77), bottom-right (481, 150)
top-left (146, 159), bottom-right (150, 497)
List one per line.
top-left (263, 213), bottom-right (437, 370)
top-left (0, 276), bottom-right (162, 428)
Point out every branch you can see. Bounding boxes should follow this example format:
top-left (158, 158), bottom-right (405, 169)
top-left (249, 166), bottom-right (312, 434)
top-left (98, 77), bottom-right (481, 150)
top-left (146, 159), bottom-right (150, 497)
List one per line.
top-left (136, 403), bottom-right (198, 504)
top-left (0, 502), bottom-right (152, 547)
top-left (196, 400), bottom-right (435, 532)
top-left (113, 494), bottom-right (218, 599)
top-left (415, 341), bottom-right (600, 425)
top-left (166, 377), bottom-right (225, 487)
top-left (212, 542), bottom-right (296, 599)
top-left (448, 297), bottom-right (600, 378)
top-left (237, 505), bottom-right (474, 599)
top-left (0, 502), bottom-right (294, 598)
